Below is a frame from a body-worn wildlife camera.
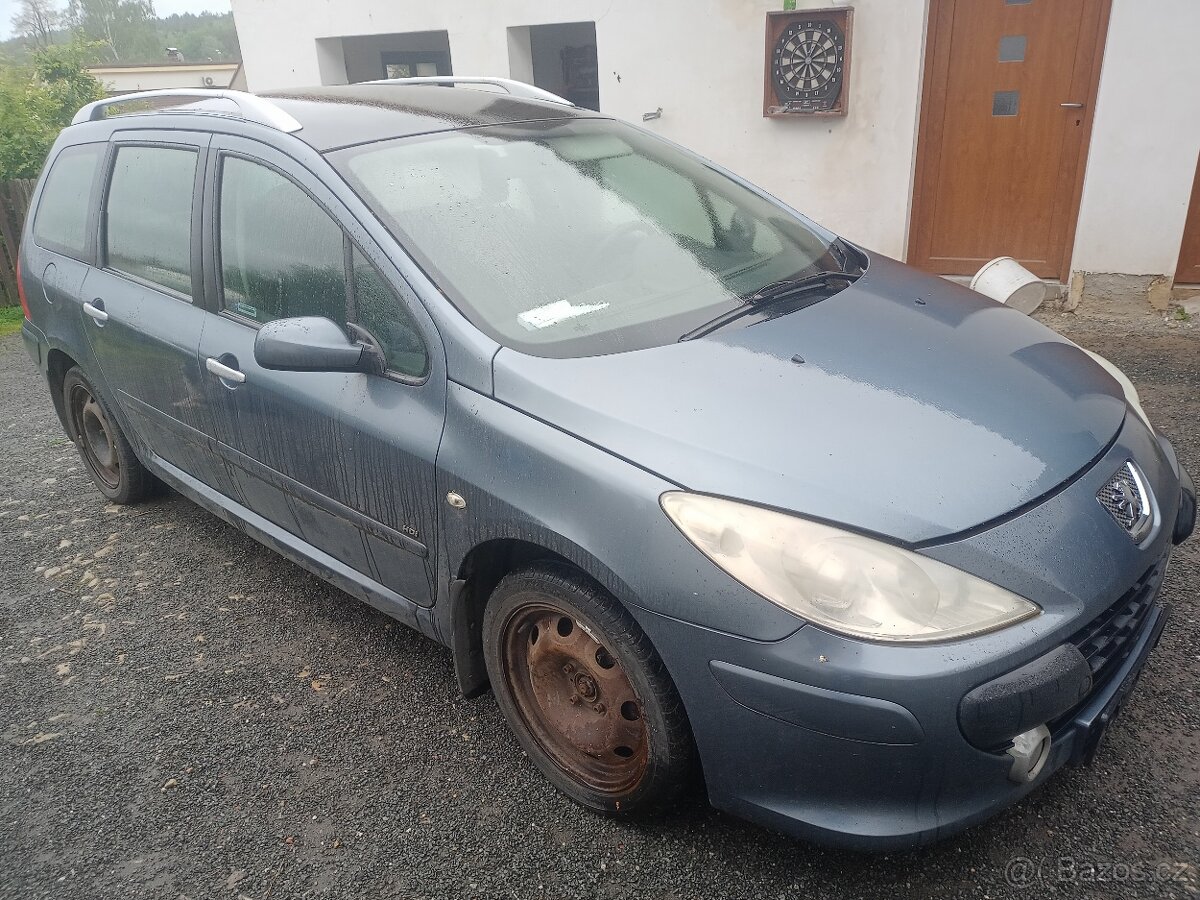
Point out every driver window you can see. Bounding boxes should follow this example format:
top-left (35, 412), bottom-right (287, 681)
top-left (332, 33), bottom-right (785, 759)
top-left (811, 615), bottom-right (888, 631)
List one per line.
top-left (218, 157), bottom-right (347, 325)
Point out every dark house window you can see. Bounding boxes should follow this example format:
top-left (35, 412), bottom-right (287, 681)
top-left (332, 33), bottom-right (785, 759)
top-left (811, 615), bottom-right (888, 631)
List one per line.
top-left (381, 51), bottom-right (451, 79)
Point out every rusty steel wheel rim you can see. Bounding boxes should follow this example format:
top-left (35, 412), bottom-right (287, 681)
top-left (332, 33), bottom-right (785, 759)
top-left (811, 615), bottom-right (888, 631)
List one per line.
top-left (69, 383), bottom-right (120, 490)
top-left (501, 601), bottom-right (649, 795)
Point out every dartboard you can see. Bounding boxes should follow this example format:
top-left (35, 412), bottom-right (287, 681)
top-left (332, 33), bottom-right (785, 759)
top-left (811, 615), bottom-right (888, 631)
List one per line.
top-left (771, 19), bottom-right (846, 112)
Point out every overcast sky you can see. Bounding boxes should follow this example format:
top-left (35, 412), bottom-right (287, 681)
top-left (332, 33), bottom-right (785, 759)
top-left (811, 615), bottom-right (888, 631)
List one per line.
top-left (0, 0), bottom-right (232, 40)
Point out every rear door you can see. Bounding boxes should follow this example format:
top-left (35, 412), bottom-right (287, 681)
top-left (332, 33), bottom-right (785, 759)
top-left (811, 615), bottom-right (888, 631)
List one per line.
top-left (81, 130), bottom-right (235, 493)
top-left (192, 136), bottom-right (444, 607)
top-left (23, 141), bottom-right (106, 372)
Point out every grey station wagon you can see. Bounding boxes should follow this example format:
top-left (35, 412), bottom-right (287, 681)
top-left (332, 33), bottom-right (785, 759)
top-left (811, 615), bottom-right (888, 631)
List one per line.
top-left (17, 79), bottom-right (1196, 850)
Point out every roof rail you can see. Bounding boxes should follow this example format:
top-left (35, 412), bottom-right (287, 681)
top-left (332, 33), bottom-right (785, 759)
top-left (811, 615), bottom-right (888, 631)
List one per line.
top-left (72, 89), bottom-right (303, 133)
top-left (362, 76), bottom-right (574, 107)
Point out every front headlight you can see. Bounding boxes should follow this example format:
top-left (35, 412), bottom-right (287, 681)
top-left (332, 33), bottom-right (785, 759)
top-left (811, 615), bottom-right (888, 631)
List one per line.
top-left (661, 493), bottom-right (1040, 643)
top-left (1081, 349), bottom-right (1153, 430)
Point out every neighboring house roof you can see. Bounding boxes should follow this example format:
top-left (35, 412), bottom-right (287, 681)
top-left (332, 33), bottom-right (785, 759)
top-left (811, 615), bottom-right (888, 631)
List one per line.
top-left (88, 62), bottom-right (243, 96)
top-left (87, 61), bottom-right (242, 73)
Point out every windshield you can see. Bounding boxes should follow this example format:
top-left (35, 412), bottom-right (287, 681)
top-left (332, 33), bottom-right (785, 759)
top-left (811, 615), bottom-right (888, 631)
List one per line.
top-left (331, 118), bottom-right (860, 357)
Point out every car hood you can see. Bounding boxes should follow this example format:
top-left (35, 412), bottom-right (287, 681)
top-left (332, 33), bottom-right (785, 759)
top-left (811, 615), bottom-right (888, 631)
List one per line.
top-left (492, 255), bottom-right (1128, 544)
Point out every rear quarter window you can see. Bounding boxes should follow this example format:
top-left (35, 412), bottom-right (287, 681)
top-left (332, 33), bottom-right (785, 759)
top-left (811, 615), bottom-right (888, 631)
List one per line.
top-left (33, 143), bottom-right (104, 258)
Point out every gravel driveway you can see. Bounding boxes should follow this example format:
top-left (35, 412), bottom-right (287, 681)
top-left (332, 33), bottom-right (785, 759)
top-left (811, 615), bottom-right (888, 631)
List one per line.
top-left (1, 310), bottom-right (1198, 900)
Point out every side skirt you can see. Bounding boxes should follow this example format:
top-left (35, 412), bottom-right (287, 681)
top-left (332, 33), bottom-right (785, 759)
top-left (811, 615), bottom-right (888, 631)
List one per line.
top-left (146, 452), bottom-right (444, 645)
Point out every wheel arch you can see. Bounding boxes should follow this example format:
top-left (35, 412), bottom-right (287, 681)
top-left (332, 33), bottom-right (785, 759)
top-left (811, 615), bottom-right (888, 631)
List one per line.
top-left (447, 535), bottom-right (641, 698)
top-left (46, 347), bottom-right (80, 436)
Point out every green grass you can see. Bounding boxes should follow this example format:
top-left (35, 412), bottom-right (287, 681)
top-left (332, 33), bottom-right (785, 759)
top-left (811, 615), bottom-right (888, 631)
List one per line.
top-left (0, 306), bottom-right (23, 337)
top-left (1175, 307), bottom-right (1193, 322)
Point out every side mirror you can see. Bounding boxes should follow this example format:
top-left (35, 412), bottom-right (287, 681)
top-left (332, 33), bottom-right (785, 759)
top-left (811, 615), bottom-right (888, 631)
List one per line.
top-left (254, 316), bottom-right (368, 372)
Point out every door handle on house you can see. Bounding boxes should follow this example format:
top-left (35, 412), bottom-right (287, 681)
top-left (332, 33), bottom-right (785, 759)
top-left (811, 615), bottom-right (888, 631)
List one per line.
top-left (82, 300), bottom-right (108, 324)
top-left (1060, 102), bottom-right (1085, 109)
top-left (205, 357), bottom-right (246, 384)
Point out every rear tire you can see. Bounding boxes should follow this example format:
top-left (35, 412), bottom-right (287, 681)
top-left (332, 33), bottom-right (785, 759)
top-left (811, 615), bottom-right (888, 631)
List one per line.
top-left (62, 367), bottom-right (157, 504)
top-left (483, 562), bottom-right (694, 815)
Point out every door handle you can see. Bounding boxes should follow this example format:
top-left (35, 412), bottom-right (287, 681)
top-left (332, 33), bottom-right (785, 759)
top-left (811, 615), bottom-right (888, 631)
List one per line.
top-left (1060, 102), bottom-right (1085, 109)
top-left (205, 357), bottom-right (246, 384)
top-left (82, 300), bottom-right (108, 324)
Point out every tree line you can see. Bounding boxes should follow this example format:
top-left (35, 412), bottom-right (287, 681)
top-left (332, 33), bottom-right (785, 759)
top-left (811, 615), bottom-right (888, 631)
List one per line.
top-left (6, 0), bottom-right (240, 65)
top-left (0, 40), bottom-right (106, 179)
top-left (0, 1), bottom-right (242, 180)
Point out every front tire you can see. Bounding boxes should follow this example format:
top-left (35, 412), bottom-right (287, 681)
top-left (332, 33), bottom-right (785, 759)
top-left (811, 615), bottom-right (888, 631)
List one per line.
top-left (62, 367), bottom-right (157, 505)
top-left (483, 563), bottom-right (694, 814)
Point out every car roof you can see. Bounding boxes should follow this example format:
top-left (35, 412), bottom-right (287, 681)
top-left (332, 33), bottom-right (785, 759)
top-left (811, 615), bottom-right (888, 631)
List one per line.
top-left (262, 84), bottom-right (600, 151)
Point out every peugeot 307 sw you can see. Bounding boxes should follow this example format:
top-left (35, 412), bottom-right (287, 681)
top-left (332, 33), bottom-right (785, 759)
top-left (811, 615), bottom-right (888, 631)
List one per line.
top-left (17, 80), bottom-right (1196, 849)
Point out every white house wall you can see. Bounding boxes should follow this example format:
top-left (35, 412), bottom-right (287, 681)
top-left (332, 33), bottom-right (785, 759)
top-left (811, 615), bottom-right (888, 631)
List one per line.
top-left (230, 0), bottom-right (929, 260)
top-left (1070, 0), bottom-right (1200, 291)
top-left (230, 0), bottom-right (1200, 288)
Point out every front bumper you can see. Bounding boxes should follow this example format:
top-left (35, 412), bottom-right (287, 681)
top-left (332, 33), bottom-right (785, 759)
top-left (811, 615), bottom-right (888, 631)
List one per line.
top-left (634, 415), bottom-right (1184, 850)
top-left (1068, 601), bottom-right (1167, 767)
top-left (642, 591), bottom-right (1168, 851)
top-left (960, 552), bottom-right (1169, 754)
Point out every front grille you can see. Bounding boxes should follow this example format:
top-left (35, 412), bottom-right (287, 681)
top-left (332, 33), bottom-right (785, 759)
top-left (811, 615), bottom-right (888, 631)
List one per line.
top-left (1097, 465), bottom-right (1141, 525)
top-left (1069, 556), bottom-right (1167, 691)
top-left (1096, 461), bottom-right (1154, 542)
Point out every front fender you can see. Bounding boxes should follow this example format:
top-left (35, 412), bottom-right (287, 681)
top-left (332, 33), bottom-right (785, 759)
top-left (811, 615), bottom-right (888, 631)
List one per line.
top-left (433, 382), bottom-right (803, 646)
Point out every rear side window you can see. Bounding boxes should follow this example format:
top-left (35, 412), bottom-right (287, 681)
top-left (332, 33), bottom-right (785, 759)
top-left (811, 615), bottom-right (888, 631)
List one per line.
top-left (105, 146), bottom-right (197, 295)
top-left (33, 144), bottom-right (103, 258)
top-left (218, 157), bottom-right (346, 324)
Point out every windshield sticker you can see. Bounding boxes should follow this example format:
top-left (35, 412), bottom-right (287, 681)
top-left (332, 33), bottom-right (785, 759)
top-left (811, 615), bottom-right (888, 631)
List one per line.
top-left (518, 300), bottom-right (610, 331)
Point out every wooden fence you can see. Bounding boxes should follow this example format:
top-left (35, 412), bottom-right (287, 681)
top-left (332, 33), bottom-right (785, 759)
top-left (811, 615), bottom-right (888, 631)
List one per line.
top-left (0, 179), bottom-right (37, 308)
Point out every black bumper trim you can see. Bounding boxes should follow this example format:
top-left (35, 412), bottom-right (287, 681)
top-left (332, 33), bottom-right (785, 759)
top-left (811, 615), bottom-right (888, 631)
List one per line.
top-left (1175, 464), bottom-right (1196, 545)
top-left (958, 643), bottom-right (1093, 750)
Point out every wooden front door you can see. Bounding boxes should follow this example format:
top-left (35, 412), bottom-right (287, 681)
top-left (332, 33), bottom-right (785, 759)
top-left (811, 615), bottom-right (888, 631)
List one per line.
top-left (909, 0), bottom-right (1112, 278)
top-left (1176, 155), bottom-right (1200, 284)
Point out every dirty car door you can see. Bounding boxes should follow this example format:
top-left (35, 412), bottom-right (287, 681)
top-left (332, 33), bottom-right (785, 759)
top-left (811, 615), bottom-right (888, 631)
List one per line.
top-left (193, 138), bottom-right (444, 607)
top-left (81, 131), bottom-right (236, 494)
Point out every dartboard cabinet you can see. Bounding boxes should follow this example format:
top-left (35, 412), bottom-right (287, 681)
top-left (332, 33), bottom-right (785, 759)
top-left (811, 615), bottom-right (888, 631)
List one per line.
top-left (764, 7), bottom-right (854, 117)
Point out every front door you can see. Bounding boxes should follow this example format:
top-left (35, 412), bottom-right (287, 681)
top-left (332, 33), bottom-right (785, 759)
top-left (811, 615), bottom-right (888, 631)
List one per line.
top-left (1175, 154), bottom-right (1200, 285)
top-left (908, 0), bottom-right (1111, 278)
top-left (193, 137), bottom-right (444, 607)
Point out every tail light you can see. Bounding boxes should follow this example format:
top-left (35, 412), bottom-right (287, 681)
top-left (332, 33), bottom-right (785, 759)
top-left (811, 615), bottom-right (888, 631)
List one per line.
top-left (16, 256), bottom-right (31, 320)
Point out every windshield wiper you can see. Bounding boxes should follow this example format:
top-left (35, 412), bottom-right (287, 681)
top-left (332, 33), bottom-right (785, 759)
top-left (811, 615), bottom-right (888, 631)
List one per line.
top-left (679, 270), bottom-right (858, 341)
top-left (740, 271), bottom-right (856, 303)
